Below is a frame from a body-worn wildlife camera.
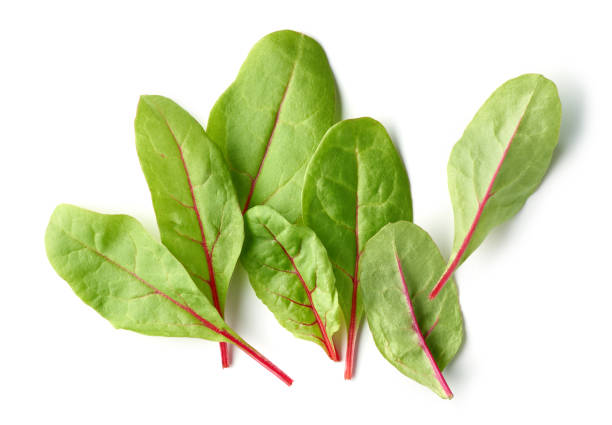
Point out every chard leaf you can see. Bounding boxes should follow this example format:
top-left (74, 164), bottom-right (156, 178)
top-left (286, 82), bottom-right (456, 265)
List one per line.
top-left (207, 30), bottom-right (338, 222)
top-left (45, 204), bottom-right (292, 385)
top-left (135, 95), bottom-right (244, 367)
top-left (360, 221), bottom-right (463, 399)
top-left (302, 117), bottom-right (413, 378)
top-left (242, 206), bottom-right (342, 360)
top-left (430, 74), bottom-right (562, 299)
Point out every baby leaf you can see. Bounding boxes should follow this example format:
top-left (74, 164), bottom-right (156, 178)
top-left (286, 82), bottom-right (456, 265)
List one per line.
top-left (45, 204), bottom-right (292, 386)
top-left (302, 117), bottom-right (413, 378)
top-left (430, 74), bottom-right (561, 299)
top-left (360, 221), bottom-right (463, 399)
top-left (207, 30), bottom-right (338, 222)
top-left (242, 206), bottom-right (342, 360)
top-left (135, 95), bottom-right (244, 367)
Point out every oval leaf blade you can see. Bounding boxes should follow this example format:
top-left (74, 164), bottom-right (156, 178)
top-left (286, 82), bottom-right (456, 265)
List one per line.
top-left (431, 74), bottom-right (562, 299)
top-left (207, 30), bottom-right (338, 222)
top-left (302, 117), bottom-right (413, 378)
top-left (360, 221), bottom-right (464, 399)
top-left (135, 95), bottom-right (244, 366)
top-left (242, 206), bottom-right (342, 360)
top-left (45, 204), bottom-right (292, 385)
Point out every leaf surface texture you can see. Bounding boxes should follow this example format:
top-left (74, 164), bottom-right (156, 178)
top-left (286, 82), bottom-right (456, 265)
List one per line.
top-left (431, 74), bottom-right (562, 298)
top-left (242, 206), bottom-right (342, 360)
top-left (207, 30), bottom-right (338, 222)
top-left (360, 221), bottom-right (463, 398)
top-left (302, 117), bottom-right (413, 377)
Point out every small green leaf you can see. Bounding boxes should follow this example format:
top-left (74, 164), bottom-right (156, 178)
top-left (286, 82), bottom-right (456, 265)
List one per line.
top-left (207, 30), bottom-right (338, 222)
top-left (135, 95), bottom-right (244, 366)
top-left (431, 74), bottom-right (562, 299)
top-left (360, 221), bottom-right (463, 399)
top-left (242, 206), bottom-right (342, 360)
top-left (45, 204), bottom-right (292, 385)
top-left (302, 117), bottom-right (413, 378)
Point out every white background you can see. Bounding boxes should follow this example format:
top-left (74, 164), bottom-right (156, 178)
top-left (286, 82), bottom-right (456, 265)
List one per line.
top-left (2, 1), bottom-right (611, 423)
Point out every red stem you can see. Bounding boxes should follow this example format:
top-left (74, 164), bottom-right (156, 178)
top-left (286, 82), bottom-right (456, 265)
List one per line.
top-left (396, 253), bottom-right (452, 398)
top-left (344, 282), bottom-right (359, 379)
top-left (158, 106), bottom-right (230, 367)
top-left (345, 154), bottom-right (360, 380)
top-left (429, 113), bottom-right (526, 300)
top-left (218, 330), bottom-right (293, 386)
top-left (220, 342), bottom-right (230, 368)
top-left (241, 61), bottom-right (295, 215)
top-left (263, 225), bottom-right (339, 361)
top-left (79, 238), bottom-right (292, 386)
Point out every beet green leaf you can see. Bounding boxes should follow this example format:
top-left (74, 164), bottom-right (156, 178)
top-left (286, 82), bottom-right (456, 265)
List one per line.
top-left (360, 221), bottom-right (463, 399)
top-left (302, 117), bottom-right (413, 378)
top-left (430, 74), bottom-right (562, 299)
top-left (45, 204), bottom-right (292, 385)
top-left (135, 95), bottom-right (244, 367)
top-left (242, 206), bottom-right (342, 360)
top-left (207, 30), bottom-right (338, 223)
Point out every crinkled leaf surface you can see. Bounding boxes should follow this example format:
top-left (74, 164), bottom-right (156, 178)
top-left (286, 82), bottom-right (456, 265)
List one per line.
top-left (207, 30), bottom-right (338, 222)
top-left (360, 221), bottom-right (463, 399)
top-left (45, 204), bottom-right (292, 385)
top-left (134, 95), bottom-right (243, 316)
top-left (242, 206), bottom-right (342, 360)
top-left (302, 117), bottom-right (413, 378)
top-left (135, 95), bottom-right (244, 366)
top-left (431, 74), bottom-right (562, 298)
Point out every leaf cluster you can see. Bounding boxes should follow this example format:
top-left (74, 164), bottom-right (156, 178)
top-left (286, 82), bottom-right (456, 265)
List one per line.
top-left (45, 30), bottom-right (561, 397)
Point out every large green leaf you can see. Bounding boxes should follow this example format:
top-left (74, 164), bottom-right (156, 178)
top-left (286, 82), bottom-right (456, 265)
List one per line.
top-left (302, 117), bottom-right (413, 378)
top-left (360, 222), bottom-right (463, 399)
top-left (45, 204), bottom-right (292, 385)
top-left (135, 95), bottom-right (244, 366)
top-left (207, 30), bottom-right (338, 223)
top-left (242, 206), bottom-right (342, 360)
top-left (430, 74), bottom-right (562, 299)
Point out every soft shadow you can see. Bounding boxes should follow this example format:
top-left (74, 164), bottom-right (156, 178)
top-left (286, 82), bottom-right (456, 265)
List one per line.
top-left (332, 69), bottom-right (343, 122)
top-left (224, 263), bottom-right (252, 361)
top-left (383, 120), bottom-right (414, 197)
top-left (549, 74), bottom-right (586, 171)
top-left (443, 296), bottom-right (469, 380)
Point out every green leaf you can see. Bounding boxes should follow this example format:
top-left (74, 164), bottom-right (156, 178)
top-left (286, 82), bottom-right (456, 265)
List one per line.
top-left (242, 206), bottom-right (342, 360)
top-left (430, 74), bottom-right (562, 299)
top-left (207, 30), bottom-right (338, 223)
top-left (135, 95), bottom-right (244, 366)
top-left (45, 204), bottom-right (292, 385)
top-left (360, 221), bottom-right (463, 399)
top-left (302, 117), bottom-right (413, 378)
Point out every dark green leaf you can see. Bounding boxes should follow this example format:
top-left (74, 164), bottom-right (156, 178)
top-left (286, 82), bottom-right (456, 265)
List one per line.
top-left (302, 117), bottom-right (413, 378)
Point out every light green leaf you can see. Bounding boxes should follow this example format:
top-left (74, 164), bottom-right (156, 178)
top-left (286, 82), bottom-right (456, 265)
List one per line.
top-left (135, 95), bottom-right (244, 366)
top-left (207, 30), bottom-right (338, 222)
top-left (302, 117), bottom-right (413, 378)
top-left (242, 206), bottom-right (342, 360)
top-left (45, 204), bottom-right (292, 385)
top-left (360, 221), bottom-right (463, 399)
top-left (430, 74), bottom-right (562, 299)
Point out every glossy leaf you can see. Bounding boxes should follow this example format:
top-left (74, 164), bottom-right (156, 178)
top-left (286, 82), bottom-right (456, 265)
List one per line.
top-left (302, 117), bottom-right (413, 378)
top-left (430, 74), bottom-right (562, 299)
top-left (45, 204), bottom-right (292, 385)
top-left (207, 30), bottom-right (338, 222)
top-left (135, 95), bottom-right (244, 366)
top-left (360, 221), bottom-right (463, 399)
top-left (242, 206), bottom-right (342, 360)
